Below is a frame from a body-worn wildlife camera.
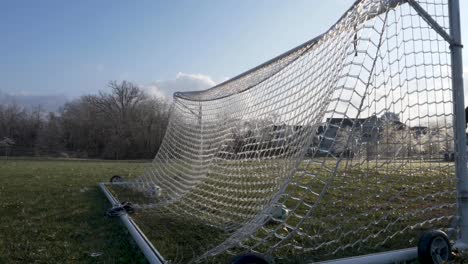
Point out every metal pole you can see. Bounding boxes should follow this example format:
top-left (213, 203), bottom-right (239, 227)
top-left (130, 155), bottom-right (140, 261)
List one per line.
top-left (449, 0), bottom-right (468, 251)
top-left (317, 247), bottom-right (417, 264)
top-left (99, 183), bottom-right (166, 264)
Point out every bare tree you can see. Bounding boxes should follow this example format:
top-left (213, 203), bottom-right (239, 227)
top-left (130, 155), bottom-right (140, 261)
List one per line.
top-left (334, 126), bottom-right (361, 157)
top-left (413, 125), bottom-right (454, 157)
top-left (0, 80), bottom-right (171, 159)
top-left (0, 137), bottom-right (15, 159)
top-left (36, 112), bottom-right (64, 156)
top-left (85, 81), bottom-right (147, 159)
top-left (379, 123), bottom-right (410, 158)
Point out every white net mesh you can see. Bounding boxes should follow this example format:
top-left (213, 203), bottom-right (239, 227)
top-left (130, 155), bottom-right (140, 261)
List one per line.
top-left (108, 0), bottom-right (458, 262)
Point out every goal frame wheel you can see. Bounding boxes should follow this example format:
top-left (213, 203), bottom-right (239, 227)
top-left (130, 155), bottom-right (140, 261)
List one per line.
top-left (110, 175), bottom-right (124, 183)
top-left (417, 229), bottom-right (452, 264)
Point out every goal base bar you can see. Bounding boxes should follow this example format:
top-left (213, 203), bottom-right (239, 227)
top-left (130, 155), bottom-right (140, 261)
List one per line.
top-left (99, 181), bottom-right (418, 264)
top-left (317, 247), bottom-right (417, 264)
top-left (99, 182), bottom-right (166, 264)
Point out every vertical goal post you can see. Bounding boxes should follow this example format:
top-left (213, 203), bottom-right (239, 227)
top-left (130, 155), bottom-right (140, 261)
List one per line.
top-left (448, 0), bottom-right (468, 252)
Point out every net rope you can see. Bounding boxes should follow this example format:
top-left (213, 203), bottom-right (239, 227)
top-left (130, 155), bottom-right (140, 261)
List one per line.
top-left (109, 0), bottom-right (457, 262)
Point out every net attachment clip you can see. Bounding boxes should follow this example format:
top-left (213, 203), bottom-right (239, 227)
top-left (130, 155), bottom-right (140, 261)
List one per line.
top-left (450, 42), bottom-right (464, 49)
top-left (105, 201), bottom-right (135, 217)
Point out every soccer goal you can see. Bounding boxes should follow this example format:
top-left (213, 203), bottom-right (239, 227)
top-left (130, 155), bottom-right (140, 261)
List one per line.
top-left (100, 0), bottom-right (466, 263)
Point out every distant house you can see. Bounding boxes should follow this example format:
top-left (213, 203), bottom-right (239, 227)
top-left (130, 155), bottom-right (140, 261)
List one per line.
top-left (314, 115), bottom-right (406, 157)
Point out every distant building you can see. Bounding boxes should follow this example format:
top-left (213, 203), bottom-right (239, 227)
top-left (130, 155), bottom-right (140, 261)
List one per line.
top-left (314, 115), bottom-right (407, 158)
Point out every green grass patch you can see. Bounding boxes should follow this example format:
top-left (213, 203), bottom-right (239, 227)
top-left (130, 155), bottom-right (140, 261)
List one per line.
top-left (0, 159), bottom-right (147, 263)
top-left (105, 159), bottom-right (459, 263)
top-left (0, 159), bottom-right (462, 263)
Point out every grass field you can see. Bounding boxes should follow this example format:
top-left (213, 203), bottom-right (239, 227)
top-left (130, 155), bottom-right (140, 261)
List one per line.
top-left (0, 158), bottom-right (464, 264)
top-left (108, 159), bottom-right (459, 263)
top-left (0, 159), bottom-right (147, 263)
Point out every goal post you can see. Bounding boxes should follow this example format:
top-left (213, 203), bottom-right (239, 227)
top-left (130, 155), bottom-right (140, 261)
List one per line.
top-left (448, 0), bottom-right (468, 251)
top-left (100, 0), bottom-right (466, 263)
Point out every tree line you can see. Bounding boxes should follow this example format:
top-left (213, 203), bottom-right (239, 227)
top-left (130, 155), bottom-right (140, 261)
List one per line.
top-left (333, 116), bottom-right (454, 160)
top-left (0, 81), bottom-right (171, 159)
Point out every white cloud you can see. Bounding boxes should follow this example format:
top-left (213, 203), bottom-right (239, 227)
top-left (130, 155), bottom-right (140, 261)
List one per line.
top-left (142, 72), bottom-right (216, 100)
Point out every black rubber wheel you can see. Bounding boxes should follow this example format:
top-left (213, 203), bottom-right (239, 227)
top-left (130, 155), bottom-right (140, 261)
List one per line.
top-left (231, 253), bottom-right (270, 264)
top-left (418, 230), bottom-right (451, 264)
top-left (110, 175), bottom-right (124, 183)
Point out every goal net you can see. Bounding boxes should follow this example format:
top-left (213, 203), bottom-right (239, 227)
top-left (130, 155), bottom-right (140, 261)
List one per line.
top-left (108, 0), bottom-right (460, 262)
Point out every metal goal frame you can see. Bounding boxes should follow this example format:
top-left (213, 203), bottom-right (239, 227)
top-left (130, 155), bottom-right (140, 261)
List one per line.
top-left (99, 0), bottom-right (466, 263)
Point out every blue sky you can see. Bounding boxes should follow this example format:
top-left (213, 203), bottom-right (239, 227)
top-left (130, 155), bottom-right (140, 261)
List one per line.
top-left (1, 0), bottom-right (468, 108)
